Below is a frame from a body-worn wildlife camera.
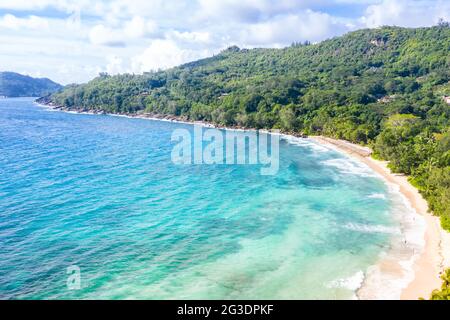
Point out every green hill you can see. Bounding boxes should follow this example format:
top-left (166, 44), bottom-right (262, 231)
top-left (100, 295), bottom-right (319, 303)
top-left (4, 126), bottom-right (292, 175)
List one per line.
top-left (0, 72), bottom-right (62, 97)
top-left (43, 25), bottom-right (450, 234)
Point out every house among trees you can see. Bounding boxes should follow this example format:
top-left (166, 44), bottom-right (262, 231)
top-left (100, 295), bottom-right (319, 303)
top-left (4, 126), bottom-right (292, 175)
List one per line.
top-left (443, 96), bottom-right (450, 105)
top-left (377, 95), bottom-right (397, 103)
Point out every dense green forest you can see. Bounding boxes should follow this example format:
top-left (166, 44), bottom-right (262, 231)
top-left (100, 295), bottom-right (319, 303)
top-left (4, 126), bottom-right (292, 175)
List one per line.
top-left (431, 269), bottom-right (450, 300)
top-left (42, 25), bottom-right (450, 238)
top-left (0, 72), bottom-right (62, 97)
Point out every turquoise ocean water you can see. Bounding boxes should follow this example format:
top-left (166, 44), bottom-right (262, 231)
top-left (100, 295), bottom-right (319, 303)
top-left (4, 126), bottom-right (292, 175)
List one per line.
top-left (0, 98), bottom-right (421, 299)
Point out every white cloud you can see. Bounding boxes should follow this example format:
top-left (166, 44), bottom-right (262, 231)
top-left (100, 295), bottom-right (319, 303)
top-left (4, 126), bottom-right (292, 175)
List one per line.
top-left (131, 39), bottom-right (211, 73)
top-left (101, 0), bottom-right (191, 24)
top-left (0, 0), bottom-right (448, 84)
top-left (105, 55), bottom-right (126, 74)
top-left (0, 0), bottom-right (57, 11)
top-left (239, 10), bottom-right (343, 46)
top-left (169, 30), bottom-right (212, 44)
top-left (0, 14), bottom-right (49, 30)
top-left (0, 0), bottom-right (105, 15)
top-left (88, 24), bottom-right (125, 47)
top-left (361, 0), bottom-right (450, 28)
top-left (196, 0), bottom-right (321, 22)
top-left (124, 16), bottom-right (157, 38)
top-left (89, 16), bottom-right (158, 47)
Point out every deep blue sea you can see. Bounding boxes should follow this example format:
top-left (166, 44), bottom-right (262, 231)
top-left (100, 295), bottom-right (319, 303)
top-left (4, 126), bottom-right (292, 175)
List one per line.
top-left (0, 98), bottom-right (419, 299)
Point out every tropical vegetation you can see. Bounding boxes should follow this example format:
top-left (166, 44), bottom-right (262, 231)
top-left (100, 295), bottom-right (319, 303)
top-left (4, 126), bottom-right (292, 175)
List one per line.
top-left (431, 269), bottom-right (450, 300)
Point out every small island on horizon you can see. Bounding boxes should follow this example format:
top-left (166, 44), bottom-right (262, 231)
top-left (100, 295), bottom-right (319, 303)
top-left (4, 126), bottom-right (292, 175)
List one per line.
top-left (0, 71), bottom-right (62, 98)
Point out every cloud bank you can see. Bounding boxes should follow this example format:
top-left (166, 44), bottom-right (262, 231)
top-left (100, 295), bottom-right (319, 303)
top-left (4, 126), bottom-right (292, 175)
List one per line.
top-left (0, 0), bottom-right (448, 84)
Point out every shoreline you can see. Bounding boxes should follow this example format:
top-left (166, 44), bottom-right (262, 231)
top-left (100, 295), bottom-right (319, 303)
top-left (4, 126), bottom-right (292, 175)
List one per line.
top-left (310, 136), bottom-right (450, 300)
top-left (35, 101), bottom-right (449, 299)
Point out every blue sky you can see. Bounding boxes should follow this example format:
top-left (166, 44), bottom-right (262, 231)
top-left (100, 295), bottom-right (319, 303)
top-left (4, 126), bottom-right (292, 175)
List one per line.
top-left (0, 0), bottom-right (448, 84)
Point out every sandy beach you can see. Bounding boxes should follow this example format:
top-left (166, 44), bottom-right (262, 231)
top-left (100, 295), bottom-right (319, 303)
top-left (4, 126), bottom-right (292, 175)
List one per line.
top-left (311, 136), bottom-right (450, 300)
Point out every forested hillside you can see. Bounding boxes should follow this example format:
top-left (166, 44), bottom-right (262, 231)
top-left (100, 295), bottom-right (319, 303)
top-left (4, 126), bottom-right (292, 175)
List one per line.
top-left (0, 72), bottom-right (62, 97)
top-left (42, 25), bottom-right (450, 232)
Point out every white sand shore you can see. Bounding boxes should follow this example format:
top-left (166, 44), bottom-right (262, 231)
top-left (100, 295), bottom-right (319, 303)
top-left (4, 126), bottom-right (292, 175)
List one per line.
top-left (310, 136), bottom-right (450, 300)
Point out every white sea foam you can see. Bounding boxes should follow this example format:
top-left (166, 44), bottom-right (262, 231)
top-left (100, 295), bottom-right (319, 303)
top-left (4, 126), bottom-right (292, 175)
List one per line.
top-left (321, 158), bottom-right (379, 178)
top-left (291, 134), bottom-right (427, 300)
top-left (368, 193), bottom-right (386, 199)
top-left (327, 271), bottom-right (365, 299)
top-left (344, 222), bottom-right (401, 235)
top-left (281, 135), bottom-right (331, 153)
top-left (357, 182), bottom-right (426, 300)
top-left (308, 135), bottom-right (427, 300)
